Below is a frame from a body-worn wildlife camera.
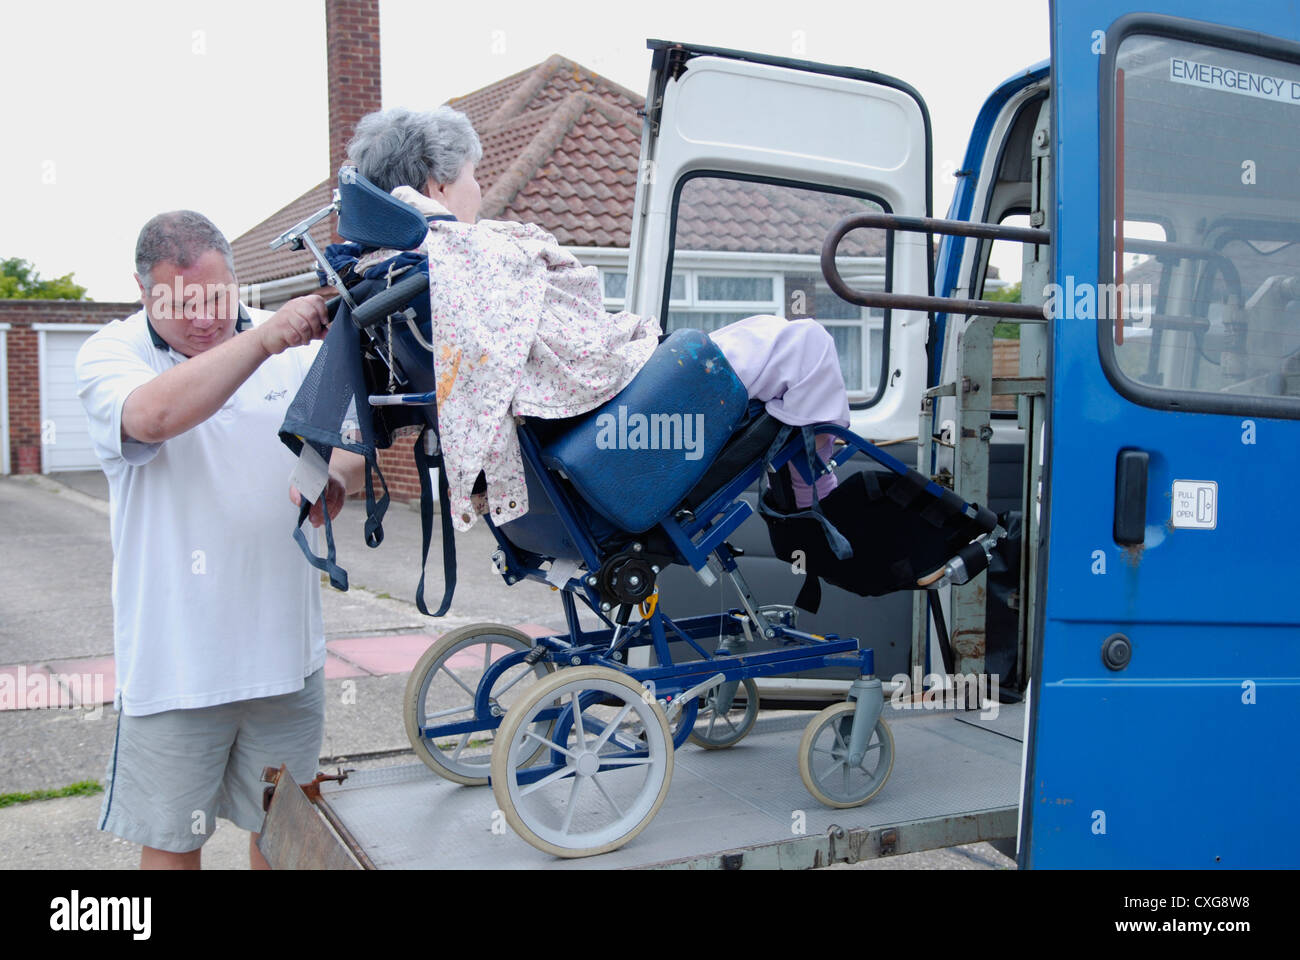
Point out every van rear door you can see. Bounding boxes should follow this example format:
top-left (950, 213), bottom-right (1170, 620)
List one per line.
top-left (626, 41), bottom-right (933, 439)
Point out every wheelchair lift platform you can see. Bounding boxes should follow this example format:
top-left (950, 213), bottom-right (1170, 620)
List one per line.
top-left (270, 702), bottom-right (1023, 869)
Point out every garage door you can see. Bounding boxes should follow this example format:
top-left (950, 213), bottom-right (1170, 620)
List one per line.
top-left (38, 324), bottom-right (105, 473)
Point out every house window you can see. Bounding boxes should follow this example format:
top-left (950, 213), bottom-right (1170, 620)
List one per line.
top-left (602, 270), bottom-right (627, 303)
top-left (665, 269), bottom-right (782, 333)
top-left (600, 270), bottom-right (686, 312)
top-left (697, 276), bottom-right (774, 303)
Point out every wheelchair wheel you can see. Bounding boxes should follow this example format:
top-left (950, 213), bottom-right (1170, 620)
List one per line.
top-left (688, 677), bottom-right (760, 749)
top-left (491, 666), bottom-right (674, 858)
top-left (404, 624), bottom-right (555, 785)
top-left (798, 701), bottom-right (894, 808)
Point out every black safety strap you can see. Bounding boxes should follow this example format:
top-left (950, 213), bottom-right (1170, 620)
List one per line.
top-left (363, 457), bottom-right (389, 549)
top-left (293, 496), bottom-right (348, 591)
top-left (755, 424), bottom-right (854, 615)
top-left (795, 568), bottom-right (823, 615)
top-left (755, 424), bottom-right (853, 560)
top-left (414, 425), bottom-right (457, 617)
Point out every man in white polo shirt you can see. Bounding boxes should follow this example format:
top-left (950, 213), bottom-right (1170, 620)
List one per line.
top-left (76, 210), bottom-right (364, 869)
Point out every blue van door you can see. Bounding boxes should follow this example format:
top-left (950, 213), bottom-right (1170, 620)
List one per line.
top-left (1023, 0), bottom-right (1300, 867)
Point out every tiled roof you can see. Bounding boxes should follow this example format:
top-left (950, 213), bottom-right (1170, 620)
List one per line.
top-left (474, 106), bottom-right (557, 199)
top-left (445, 62), bottom-right (536, 129)
top-left (483, 94), bottom-right (642, 247)
top-left (676, 178), bottom-right (884, 257)
top-left (232, 53), bottom-right (881, 284)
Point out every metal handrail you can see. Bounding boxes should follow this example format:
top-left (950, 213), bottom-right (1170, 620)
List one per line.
top-left (820, 213), bottom-right (1050, 322)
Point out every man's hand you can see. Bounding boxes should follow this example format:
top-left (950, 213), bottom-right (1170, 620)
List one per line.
top-left (259, 295), bottom-right (330, 357)
top-left (122, 296), bottom-right (329, 445)
top-left (290, 471), bottom-right (347, 528)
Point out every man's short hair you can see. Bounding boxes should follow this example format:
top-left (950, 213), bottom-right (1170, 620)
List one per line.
top-left (346, 106), bottom-right (483, 194)
top-left (135, 211), bottom-right (235, 290)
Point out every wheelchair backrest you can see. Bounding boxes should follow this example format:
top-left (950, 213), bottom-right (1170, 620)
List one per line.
top-left (337, 166), bottom-right (429, 251)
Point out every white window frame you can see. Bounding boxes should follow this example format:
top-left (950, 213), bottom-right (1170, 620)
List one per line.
top-left (600, 268), bottom-right (629, 310)
top-left (686, 270), bottom-right (783, 311)
top-left (586, 246), bottom-right (887, 401)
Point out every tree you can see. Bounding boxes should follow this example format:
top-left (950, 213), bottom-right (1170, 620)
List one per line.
top-left (0, 257), bottom-right (90, 300)
top-left (984, 281), bottom-right (1022, 339)
top-left (984, 280), bottom-right (1022, 303)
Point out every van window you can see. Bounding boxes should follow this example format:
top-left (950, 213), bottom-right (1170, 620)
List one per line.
top-left (665, 174), bottom-right (890, 404)
top-left (1105, 33), bottom-right (1300, 413)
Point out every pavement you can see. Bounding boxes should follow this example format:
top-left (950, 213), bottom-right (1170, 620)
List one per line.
top-left (0, 470), bottom-right (1014, 871)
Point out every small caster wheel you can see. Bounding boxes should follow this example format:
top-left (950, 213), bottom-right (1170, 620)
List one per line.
top-left (688, 677), bottom-right (759, 749)
top-left (798, 701), bottom-right (894, 808)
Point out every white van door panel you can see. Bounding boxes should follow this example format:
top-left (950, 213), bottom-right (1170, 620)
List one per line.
top-left (628, 43), bottom-right (932, 440)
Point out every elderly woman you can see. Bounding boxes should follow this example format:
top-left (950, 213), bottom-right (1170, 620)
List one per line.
top-left (344, 106), bottom-right (848, 531)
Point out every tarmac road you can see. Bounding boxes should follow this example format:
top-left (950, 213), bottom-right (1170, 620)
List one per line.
top-left (0, 471), bottom-right (1013, 871)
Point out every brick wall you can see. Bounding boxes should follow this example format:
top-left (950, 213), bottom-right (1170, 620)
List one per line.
top-left (326, 0), bottom-right (382, 190)
top-left (1, 300), bottom-right (140, 474)
top-left (377, 429), bottom-right (423, 504)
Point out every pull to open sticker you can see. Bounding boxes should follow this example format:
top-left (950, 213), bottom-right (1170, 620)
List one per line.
top-left (1171, 480), bottom-right (1217, 530)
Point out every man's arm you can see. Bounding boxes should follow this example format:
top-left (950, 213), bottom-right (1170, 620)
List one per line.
top-left (121, 296), bottom-right (329, 444)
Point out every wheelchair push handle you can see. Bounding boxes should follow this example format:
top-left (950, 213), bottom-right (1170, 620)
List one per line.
top-left (349, 271), bottom-right (430, 328)
top-left (320, 269), bottom-right (427, 329)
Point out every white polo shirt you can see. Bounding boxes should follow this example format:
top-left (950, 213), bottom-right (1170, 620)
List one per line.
top-left (75, 306), bottom-right (326, 716)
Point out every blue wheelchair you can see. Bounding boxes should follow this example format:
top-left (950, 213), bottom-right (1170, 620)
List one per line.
top-left (275, 168), bottom-right (1004, 858)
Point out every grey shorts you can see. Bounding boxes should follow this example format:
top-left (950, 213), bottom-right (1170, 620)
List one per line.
top-left (98, 669), bottom-right (325, 853)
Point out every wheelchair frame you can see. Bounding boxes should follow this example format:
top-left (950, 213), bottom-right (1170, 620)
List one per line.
top-left (280, 169), bottom-right (1001, 858)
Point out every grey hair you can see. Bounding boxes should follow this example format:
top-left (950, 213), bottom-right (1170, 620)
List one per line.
top-left (134, 210), bottom-right (234, 290)
top-left (346, 106), bottom-right (483, 194)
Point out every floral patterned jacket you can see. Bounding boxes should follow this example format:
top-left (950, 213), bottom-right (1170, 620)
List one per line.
top-left (371, 187), bottom-right (661, 532)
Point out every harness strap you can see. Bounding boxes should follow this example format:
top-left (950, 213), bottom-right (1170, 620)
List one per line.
top-left (414, 425), bottom-right (457, 617)
top-left (363, 457), bottom-right (389, 548)
top-left (755, 424), bottom-right (854, 561)
top-left (293, 498), bottom-right (348, 591)
top-left (754, 424), bottom-right (855, 616)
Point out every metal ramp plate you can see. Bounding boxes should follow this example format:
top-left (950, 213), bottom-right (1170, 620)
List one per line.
top-left (953, 700), bottom-right (1028, 741)
top-left (318, 703), bottom-right (1024, 869)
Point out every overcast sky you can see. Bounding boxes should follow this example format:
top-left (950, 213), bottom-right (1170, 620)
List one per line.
top-left (0, 0), bottom-right (1048, 302)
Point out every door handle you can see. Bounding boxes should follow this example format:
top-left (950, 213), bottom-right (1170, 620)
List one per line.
top-left (1113, 449), bottom-right (1148, 546)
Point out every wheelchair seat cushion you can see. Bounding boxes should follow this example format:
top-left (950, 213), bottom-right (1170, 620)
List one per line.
top-left (539, 328), bottom-right (750, 533)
